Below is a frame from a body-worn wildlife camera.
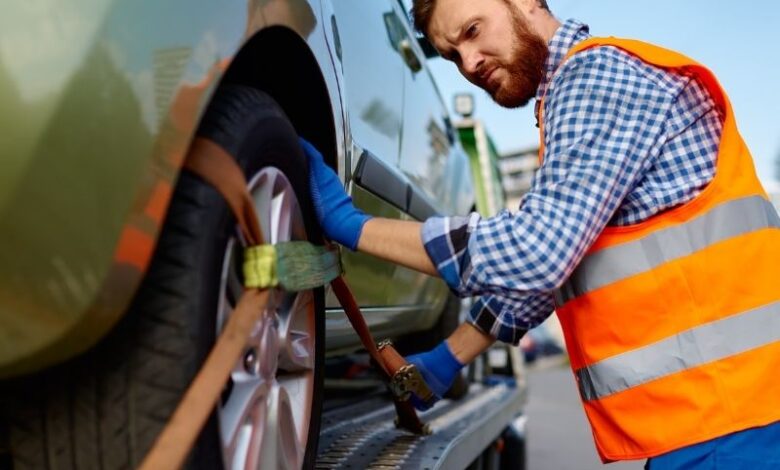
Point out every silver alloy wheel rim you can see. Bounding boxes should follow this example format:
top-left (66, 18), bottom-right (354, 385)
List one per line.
top-left (216, 167), bottom-right (315, 470)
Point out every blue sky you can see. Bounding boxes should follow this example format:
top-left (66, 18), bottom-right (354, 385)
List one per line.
top-left (428, 1), bottom-right (780, 186)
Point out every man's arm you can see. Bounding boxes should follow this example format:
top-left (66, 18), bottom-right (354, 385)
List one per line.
top-left (357, 218), bottom-right (437, 276)
top-left (300, 137), bottom-right (436, 277)
top-left (406, 291), bottom-right (554, 410)
top-left (300, 137), bottom-right (556, 410)
top-left (300, 137), bottom-right (556, 340)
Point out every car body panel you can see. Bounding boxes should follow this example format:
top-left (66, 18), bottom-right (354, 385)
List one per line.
top-left (394, 6), bottom-right (453, 204)
top-left (328, 0), bottom-right (405, 169)
top-left (323, 0), bottom-right (469, 324)
top-left (0, 0), bottom-right (473, 376)
top-left (324, 185), bottom-right (450, 352)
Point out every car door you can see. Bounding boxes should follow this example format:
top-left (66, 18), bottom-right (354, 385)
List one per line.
top-left (325, 0), bottom-right (409, 347)
top-left (329, 0), bottom-right (405, 169)
top-left (326, 0), bottom-right (474, 348)
top-left (388, 0), bottom-right (469, 317)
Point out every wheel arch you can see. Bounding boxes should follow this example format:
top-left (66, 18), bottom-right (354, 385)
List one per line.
top-left (218, 25), bottom-right (340, 170)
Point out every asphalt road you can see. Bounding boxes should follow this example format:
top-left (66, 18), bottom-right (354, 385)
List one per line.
top-left (525, 362), bottom-right (646, 470)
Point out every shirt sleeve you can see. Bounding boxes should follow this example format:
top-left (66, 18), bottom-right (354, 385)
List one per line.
top-left (467, 292), bottom-right (555, 345)
top-left (422, 48), bottom-right (675, 299)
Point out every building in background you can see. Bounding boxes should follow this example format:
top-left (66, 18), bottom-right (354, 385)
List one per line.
top-left (499, 146), bottom-right (539, 209)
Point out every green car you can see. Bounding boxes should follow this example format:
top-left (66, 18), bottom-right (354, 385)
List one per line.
top-left (0, 0), bottom-right (474, 468)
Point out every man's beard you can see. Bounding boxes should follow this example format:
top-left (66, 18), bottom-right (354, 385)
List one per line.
top-left (487, 6), bottom-right (549, 108)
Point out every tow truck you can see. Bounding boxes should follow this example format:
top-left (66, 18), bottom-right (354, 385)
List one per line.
top-left (317, 337), bottom-right (528, 469)
top-left (452, 93), bottom-right (508, 217)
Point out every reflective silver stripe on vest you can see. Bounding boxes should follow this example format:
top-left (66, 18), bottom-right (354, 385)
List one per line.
top-left (555, 196), bottom-right (780, 306)
top-left (576, 300), bottom-right (780, 401)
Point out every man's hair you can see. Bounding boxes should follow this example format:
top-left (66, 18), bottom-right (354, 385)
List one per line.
top-left (412, 0), bottom-right (550, 37)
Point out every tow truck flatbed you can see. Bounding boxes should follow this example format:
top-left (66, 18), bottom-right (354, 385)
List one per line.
top-left (316, 380), bottom-right (526, 469)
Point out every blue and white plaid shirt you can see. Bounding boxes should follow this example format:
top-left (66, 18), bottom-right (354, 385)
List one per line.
top-left (422, 19), bottom-right (722, 344)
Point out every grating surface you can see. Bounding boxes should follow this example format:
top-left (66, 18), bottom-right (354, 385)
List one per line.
top-left (316, 383), bottom-right (524, 470)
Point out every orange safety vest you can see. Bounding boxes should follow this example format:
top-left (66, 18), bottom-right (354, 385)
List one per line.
top-left (538, 37), bottom-right (780, 462)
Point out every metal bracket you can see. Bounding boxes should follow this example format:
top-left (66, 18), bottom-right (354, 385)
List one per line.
top-left (389, 364), bottom-right (437, 407)
top-left (377, 339), bottom-right (437, 408)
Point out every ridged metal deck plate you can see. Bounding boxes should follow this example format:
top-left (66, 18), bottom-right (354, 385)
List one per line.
top-left (316, 382), bottom-right (524, 470)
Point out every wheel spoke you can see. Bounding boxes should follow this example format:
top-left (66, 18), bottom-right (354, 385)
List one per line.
top-left (224, 307), bottom-right (275, 379)
top-left (257, 313), bottom-right (280, 381)
top-left (220, 380), bottom-right (268, 458)
top-left (261, 385), bottom-right (303, 470)
top-left (277, 373), bottom-right (313, 446)
top-left (278, 291), bottom-right (315, 372)
top-left (250, 172), bottom-right (276, 245)
top-left (271, 191), bottom-right (292, 244)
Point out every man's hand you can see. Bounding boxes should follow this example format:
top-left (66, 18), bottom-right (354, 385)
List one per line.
top-left (405, 341), bottom-right (465, 411)
top-left (300, 138), bottom-right (371, 250)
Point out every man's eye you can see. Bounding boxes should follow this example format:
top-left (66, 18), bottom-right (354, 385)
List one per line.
top-left (466, 24), bottom-right (478, 38)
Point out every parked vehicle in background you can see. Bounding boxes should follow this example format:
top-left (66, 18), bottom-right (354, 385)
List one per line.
top-left (520, 322), bottom-right (565, 364)
top-left (0, 0), bottom-right (477, 468)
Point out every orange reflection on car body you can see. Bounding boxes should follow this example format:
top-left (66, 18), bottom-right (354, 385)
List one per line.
top-left (114, 226), bottom-right (154, 272)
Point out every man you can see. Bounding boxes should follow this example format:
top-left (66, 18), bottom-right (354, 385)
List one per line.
top-left (301, 0), bottom-right (780, 467)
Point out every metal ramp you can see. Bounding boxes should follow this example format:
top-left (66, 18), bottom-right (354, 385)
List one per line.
top-left (316, 382), bottom-right (525, 470)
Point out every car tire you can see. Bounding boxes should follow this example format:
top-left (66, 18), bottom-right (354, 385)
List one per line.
top-left (1, 85), bottom-right (325, 469)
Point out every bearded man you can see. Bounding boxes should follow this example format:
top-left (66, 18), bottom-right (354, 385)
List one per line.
top-left (300, 1), bottom-right (780, 467)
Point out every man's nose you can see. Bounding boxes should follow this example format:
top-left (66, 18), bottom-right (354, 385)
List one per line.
top-left (462, 49), bottom-right (485, 77)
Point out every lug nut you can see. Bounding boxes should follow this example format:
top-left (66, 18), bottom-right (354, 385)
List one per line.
top-left (244, 349), bottom-right (258, 373)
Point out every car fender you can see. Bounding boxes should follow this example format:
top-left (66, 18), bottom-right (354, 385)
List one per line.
top-left (0, 0), bottom-right (347, 377)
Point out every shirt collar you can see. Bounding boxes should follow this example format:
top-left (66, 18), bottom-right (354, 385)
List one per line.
top-left (535, 19), bottom-right (591, 102)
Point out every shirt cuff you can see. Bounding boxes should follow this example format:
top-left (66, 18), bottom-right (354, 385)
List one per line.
top-left (421, 214), bottom-right (481, 295)
top-left (467, 296), bottom-right (526, 345)
top-left (467, 293), bottom-right (556, 345)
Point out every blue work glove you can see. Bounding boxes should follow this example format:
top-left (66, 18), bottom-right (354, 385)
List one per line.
top-left (405, 341), bottom-right (465, 411)
top-left (299, 138), bottom-right (371, 250)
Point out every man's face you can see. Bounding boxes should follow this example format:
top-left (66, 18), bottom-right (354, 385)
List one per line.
top-left (427, 0), bottom-right (549, 108)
